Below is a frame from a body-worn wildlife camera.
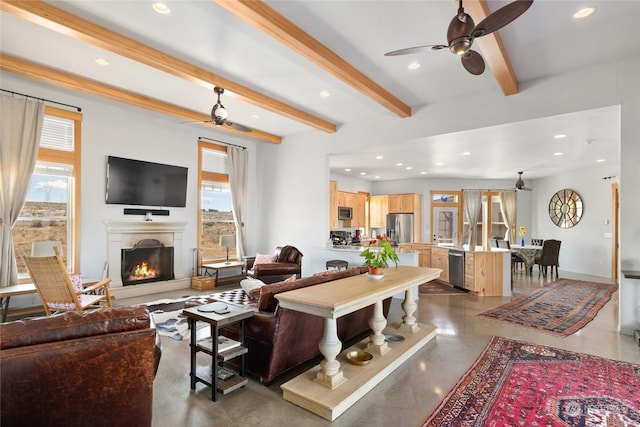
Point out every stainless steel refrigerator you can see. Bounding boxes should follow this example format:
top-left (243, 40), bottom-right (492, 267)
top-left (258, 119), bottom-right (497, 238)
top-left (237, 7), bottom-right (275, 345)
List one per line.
top-left (386, 213), bottom-right (414, 245)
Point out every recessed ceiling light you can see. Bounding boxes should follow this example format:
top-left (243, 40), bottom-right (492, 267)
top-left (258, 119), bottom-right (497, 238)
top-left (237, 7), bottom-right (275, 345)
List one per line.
top-left (405, 166), bottom-right (413, 170)
top-left (462, 151), bottom-right (471, 156)
top-left (94, 57), bottom-right (109, 66)
top-left (596, 159), bottom-right (606, 163)
top-left (408, 62), bottom-right (421, 70)
top-left (574, 7), bottom-right (596, 19)
top-left (435, 162), bottom-right (443, 166)
top-left (360, 172), bottom-right (366, 176)
top-left (375, 155), bottom-right (384, 159)
top-left (319, 90), bottom-right (331, 97)
top-left (251, 114), bottom-right (260, 119)
top-left (396, 162), bottom-right (403, 166)
top-left (420, 171), bottom-right (427, 175)
top-left (554, 152), bottom-right (563, 156)
top-left (553, 134), bottom-right (567, 139)
top-left (344, 168), bottom-right (351, 172)
top-left (152, 2), bottom-right (171, 14)
top-left (375, 176), bottom-right (381, 179)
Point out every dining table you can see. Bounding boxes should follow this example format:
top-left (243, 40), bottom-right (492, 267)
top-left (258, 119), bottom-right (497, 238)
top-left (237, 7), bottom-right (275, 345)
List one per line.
top-left (511, 245), bottom-right (543, 273)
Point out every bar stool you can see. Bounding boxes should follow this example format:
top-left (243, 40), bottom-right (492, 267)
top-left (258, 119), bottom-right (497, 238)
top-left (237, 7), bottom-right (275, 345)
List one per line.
top-left (326, 260), bottom-right (349, 271)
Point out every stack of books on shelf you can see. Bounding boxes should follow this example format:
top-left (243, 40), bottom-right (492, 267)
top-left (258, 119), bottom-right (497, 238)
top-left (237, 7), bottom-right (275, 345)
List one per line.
top-left (217, 367), bottom-right (235, 381)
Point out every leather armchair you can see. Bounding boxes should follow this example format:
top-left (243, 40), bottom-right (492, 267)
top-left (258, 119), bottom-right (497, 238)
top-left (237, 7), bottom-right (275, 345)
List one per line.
top-left (246, 245), bottom-right (303, 284)
top-left (0, 306), bottom-right (161, 427)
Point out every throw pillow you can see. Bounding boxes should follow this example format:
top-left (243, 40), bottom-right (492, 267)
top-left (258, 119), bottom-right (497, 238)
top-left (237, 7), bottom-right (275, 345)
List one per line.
top-left (240, 278), bottom-right (266, 300)
top-left (284, 275), bottom-right (297, 282)
top-left (254, 253), bottom-right (277, 265)
top-left (70, 274), bottom-right (84, 294)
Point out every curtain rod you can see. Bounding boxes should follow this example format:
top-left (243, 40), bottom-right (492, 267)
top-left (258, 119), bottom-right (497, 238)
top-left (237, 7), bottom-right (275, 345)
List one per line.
top-left (461, 189), bottom-right (517, 192)
top-left (1, 88), bottom-right (82, 112)
top-left (198, 136), bottom-right (246, 150)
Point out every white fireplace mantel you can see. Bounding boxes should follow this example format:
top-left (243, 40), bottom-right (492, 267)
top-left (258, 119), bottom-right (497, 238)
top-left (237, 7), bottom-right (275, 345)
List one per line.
top-left (105, 220), bottom-right (189, 298)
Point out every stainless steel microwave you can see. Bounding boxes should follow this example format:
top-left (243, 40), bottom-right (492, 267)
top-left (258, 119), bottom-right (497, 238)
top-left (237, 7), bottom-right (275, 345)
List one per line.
top-left (338, 206), bottom-right (352, 220)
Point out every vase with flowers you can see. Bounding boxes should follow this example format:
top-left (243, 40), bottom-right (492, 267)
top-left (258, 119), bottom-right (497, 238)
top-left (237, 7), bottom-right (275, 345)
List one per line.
top-left (519, 225), bottom-right (527, 247)
top-left (359, 236), bottom-right (400, 279)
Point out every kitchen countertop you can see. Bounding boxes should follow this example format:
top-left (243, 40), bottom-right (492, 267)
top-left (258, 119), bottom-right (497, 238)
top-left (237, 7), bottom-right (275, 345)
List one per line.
top-left (326, 245), bottom-right (417, 254)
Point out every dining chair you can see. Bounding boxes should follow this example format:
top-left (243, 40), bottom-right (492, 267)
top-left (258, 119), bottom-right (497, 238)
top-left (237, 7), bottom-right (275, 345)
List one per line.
top-left (533, 239), bottom-right (561, 279)
top-left (23, 247), bottom-right (113, 316)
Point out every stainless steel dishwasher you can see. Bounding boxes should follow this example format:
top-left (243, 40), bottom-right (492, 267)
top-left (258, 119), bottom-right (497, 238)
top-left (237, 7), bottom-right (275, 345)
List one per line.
top-left (448, 249), bottom-right (465, 289)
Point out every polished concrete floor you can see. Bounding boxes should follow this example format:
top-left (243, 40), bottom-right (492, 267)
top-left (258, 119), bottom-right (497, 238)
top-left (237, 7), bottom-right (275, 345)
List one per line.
top-left (118, 269), bottom-right (639, 427)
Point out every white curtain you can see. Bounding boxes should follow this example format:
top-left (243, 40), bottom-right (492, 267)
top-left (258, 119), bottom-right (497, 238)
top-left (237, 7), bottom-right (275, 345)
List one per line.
top-left (499, 191), bottom-right (517, 243)
top-left (227, 147), bottom-right (248, 260)
top-left (463, 190), bottom-right (482, 250)
top-left (0, 94), bottom-right (45, 287)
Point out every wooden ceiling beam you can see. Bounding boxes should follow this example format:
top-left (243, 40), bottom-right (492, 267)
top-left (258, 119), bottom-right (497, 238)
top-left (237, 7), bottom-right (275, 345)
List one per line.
top-left (0, 54), bottom-right (282, 144)
top-left (0, 0), bottom-right (336, 133)
top-left (212, 0), bottom-right (412, 118)
top-left (463, 0), bottom-right (520, 95)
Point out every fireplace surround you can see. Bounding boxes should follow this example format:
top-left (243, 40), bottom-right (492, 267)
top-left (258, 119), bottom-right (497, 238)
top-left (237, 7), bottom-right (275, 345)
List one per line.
top-left (105, 221), bottom-right (188, 297)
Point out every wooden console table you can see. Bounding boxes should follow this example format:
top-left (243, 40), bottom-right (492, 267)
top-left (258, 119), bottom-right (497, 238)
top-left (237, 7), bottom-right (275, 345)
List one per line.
top-left (276, 265), bottom-right (441, 420)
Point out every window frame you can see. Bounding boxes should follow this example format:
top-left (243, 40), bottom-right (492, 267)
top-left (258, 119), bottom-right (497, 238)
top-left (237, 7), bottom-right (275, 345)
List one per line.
top-left (18, 106), bottom-right (82, 281)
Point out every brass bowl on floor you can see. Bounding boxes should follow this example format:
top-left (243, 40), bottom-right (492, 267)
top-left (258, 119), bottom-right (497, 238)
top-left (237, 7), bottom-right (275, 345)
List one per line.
top-left (346, 350), bottom-right (373, 366)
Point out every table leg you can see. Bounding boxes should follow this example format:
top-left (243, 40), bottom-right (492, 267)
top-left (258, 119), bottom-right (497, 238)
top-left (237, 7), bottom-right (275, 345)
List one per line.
top-left (188, 318), bottom-right (197, 390)
top-left (399, 288), bottom-right (419, 333)
top-left (315, 318), bottom-right (347, 389)
top-left (366, 300), bottom-right (390, 355)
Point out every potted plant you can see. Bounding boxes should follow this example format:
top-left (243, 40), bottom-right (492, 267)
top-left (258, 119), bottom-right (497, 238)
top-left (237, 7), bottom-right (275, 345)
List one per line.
top-left (359, 236), bottom-right (400, 277)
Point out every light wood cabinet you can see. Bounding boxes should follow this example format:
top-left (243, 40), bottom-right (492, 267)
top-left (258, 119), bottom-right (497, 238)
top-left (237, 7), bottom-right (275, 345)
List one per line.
top-left (330, 180), bottom-right (339, 230)
top-left (339, 191), bottom-right (367, 228)
top-left (399, 243), bottom-right (432, 268)
top-left (388, 194), bottom-right (417, 213)
top-left (464, 251), bottom-right (504, 296)
top-left (369, 195), bottom-right (388, 229)
top-left (431, 247), bottom-right (449, 283)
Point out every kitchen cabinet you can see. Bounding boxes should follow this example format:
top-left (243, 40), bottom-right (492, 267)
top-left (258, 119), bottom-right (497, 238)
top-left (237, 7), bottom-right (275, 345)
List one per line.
top-left (431, 247), bottom-right (449, 283)
top-left (464, 251), bottom-right (504, 296)
top-left (399, 243), bottom-right (432, 268)
top-left (330, 180), bottom-right (339, 230)
top-left (369, 195), bottom-right (388, 229)
top-left (343, 192), bottom-right (367, 228)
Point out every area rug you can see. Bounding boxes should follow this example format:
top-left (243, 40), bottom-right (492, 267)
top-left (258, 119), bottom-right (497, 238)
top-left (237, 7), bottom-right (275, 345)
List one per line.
top-left (145, 295), bottom-right (219, 341)
top-left (419, 279), bottom-right (468, 296)
top-left (421, 336), bottom-right (640, 426)
top-left (477, 279), bottom-right (617, 336)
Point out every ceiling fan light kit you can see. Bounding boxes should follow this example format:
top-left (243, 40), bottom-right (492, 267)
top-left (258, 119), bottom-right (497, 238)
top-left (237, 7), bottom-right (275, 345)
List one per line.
top-left (385, 0), bottom-right (533, 76)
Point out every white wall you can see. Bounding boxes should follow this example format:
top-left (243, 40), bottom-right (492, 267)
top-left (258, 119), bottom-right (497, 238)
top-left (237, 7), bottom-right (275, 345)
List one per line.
top-left (532, 164), bottom-right (619, 277)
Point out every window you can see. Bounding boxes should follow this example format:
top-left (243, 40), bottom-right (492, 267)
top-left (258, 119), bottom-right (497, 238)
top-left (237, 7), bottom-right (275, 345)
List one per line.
top-left (15, 107), bottom-right (82, 277)
top-left (198, 140), bottom-right (236, 261)
top-left (462, 192), bottom-right (508, 246)
top-left (430, 191), bottom-right (462, 245)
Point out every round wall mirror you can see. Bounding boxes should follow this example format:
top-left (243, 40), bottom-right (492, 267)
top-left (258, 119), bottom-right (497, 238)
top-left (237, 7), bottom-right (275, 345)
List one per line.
top-left (549, 189), bottom-right (583, 228)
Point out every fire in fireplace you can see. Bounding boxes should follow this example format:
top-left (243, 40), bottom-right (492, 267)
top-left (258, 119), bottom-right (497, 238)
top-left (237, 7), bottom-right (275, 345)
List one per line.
top-left (121, 239), bottom-right (174, 286)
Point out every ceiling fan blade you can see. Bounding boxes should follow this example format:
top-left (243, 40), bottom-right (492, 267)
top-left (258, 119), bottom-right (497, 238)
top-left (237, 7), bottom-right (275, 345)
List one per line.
top-left (461, 50), bottom-right (485, 75)
top-left (384, 44), bottom-right (447, 56)
top-left (225, 121), bottom-right (252, 133)
top-left (471, 0), bottom-right (533, 38)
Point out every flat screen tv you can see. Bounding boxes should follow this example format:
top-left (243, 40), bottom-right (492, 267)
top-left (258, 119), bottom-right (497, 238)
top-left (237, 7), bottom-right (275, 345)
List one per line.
top-left (106, 156), bottom-right (188, 207)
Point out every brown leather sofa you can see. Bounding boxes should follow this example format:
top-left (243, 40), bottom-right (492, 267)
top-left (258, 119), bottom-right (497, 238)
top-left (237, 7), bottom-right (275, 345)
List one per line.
top-left (245, 245), bottom-right (303, 284)
top-left (0, 306), bottom-right (161, 427)
top-left (202, 266), bottom-right (391, 385)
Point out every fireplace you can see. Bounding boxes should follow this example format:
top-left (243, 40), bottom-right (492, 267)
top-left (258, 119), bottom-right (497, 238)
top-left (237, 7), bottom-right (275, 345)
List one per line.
top-left (121, 239), bottom-right (174, 286)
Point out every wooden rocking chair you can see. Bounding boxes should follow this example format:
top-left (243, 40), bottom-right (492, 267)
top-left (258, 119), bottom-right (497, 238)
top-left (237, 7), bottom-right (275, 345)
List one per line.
top-left (23, 247), bottom-right (113, 315)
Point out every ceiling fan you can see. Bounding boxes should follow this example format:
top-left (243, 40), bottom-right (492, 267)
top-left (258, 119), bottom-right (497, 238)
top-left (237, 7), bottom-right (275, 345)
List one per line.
top-left (384, 0), bottom-right (533, 75)
top-left (514, 171), bottom-right (532, 191)
top-left (186, 86), bottom-right (252, 132)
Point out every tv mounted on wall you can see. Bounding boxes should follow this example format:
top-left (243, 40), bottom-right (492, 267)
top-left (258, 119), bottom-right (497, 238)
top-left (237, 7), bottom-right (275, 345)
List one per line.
top-left (106, 156), bottom-right (188, 207)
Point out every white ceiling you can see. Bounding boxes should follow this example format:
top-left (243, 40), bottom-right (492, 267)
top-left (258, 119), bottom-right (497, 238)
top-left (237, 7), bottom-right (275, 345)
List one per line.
top-left (2, 0), bottom-right (638, 181)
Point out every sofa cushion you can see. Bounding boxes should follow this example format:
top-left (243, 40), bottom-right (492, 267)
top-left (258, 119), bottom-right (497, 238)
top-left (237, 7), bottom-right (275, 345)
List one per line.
top-left (254, 253), bottom-right (277, 265)
top-left (240, 278), bottom-right (266, 300)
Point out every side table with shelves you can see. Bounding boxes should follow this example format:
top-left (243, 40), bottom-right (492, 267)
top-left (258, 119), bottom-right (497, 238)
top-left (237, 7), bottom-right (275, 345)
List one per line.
top-left (182, 304), bottom-right (254, 401)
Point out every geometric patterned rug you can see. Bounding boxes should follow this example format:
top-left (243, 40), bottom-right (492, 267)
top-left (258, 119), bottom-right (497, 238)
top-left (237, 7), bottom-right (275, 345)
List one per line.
top-left (419, 279), bottom-right (469, 296)
top-left (421, 336), bottom-right (640, 426)
top-left (477, 279), bottom-right (618, 336)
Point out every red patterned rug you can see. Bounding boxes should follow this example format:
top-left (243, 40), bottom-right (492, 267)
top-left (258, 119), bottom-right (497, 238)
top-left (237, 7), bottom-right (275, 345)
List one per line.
top-left (478, 279), bottom-right (617, 336)
top-left (419, 279), bottom-right (469, 295)
top-left (422, 336), bottom-right (640, 426)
